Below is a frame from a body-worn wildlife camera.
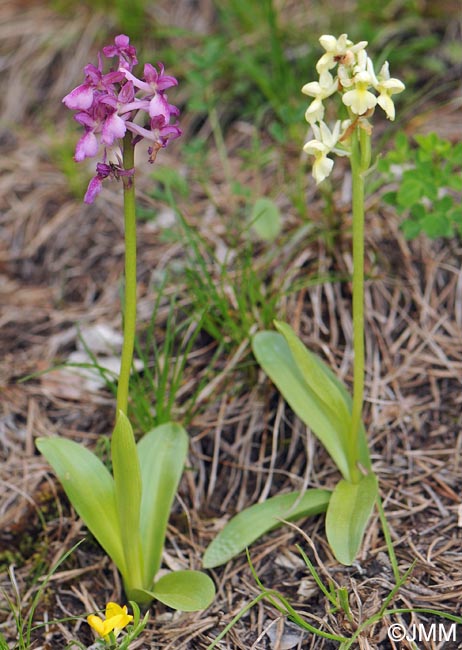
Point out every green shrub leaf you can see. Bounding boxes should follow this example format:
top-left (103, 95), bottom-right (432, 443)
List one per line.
top-left (397, 177), bottom-right (424, 207)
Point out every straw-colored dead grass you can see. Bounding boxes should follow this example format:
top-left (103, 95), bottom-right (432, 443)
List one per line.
top-left (0, 2), bottom-right (461, 649)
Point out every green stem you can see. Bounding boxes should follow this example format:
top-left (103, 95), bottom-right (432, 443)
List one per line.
top-left (348, 127), bottom-right (369, 482)
top-left (116, 133), bottom-right (137, 418)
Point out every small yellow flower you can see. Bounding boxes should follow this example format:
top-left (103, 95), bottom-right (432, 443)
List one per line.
top-left (87, 602), bottom-right (133, 640)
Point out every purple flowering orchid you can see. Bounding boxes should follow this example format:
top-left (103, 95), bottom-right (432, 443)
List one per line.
top-left (63, 35), bottom-right (181, 203)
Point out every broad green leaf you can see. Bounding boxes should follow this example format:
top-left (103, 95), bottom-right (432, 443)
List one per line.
top-left (275, 321), bottom-right (352, 429)
top-left (253, 331), bottom-right (350, 479)
top-left (401, 219), bottom-right (422, 239)
top-left (36, 437), bottom-right (125, 574)
top-left (421, 212), bottom-right (452, 239)
top-left (449, 174), bottom-right (462, 192)
top-left (137, 570), bottom-right (215, 611)
top-left (203, 489), bottom-right (331, 569)
top-left (137, 422), bottom-right (188, 588)
top-left (397, 177), bottom-right (424, 208)
top-left (111, 412), bottom-right (144, 590)
top-left (325, 473), bottom-right (378, 565)
top-left (254, 325), bottom-right (371, 478)
top-left (250, 197), bottom-right (282, 241)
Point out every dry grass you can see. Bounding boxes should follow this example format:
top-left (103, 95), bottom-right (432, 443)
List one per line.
top-left (0, 2), bottom-right (461, 649)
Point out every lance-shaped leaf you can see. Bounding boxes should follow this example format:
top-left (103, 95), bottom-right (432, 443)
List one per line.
top-left (325, 472), bottom-right (378, 565)
top-left (275, 321), bottom-right (352, 432)
top-left (137, 422), bottom-right (189, 588)
top-left (276, 321), bottom-right (371, 471)
top-left (111, 412), bottom-right (144, 590)
top-left (253, 330), bottom-right (350, 479)
top-left (203, 489), bottom-right (331, 568)
top-left (253, 327), bottom-right (370, 480)
top-left (135, 570), bottom-right (215, 611)
top-left (36, 437), bottom-right (126, 574)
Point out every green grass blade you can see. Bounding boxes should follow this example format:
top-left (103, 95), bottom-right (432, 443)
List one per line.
top-left (111, 412), bottom-right (144, 591)
top-left (325, 473), bottom-right (378, 565)
top-left (137, 422), bottom-right (189, 588)
top-left (36, 437), bottom-right (125, 574)
top-left (203, 489), bottom-right (331, 568)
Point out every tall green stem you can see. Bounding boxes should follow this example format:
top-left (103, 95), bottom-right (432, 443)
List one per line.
top-left (116, 133), bottom-right (137, 417)
top-left (348, 126), bottom-right (370, 482)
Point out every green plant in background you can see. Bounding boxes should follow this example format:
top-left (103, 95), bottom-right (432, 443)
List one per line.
top-left (130, 290), bottom-right (212, 430)
top-left (204, 33), bottom-right (405, 569)
top-left (378, 131), bottom-right (462, 239)
top-left (0, 542), bottom-right (86, 650)
top-left (36, 35), bottom-right (214, 610)
top-left (178, 211), bottom-right (280, 348)
top-left (185, 0), bottom-right (308, 142)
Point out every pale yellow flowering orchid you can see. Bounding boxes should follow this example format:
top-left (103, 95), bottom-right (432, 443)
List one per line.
top-left (302, 33), bottom-right (405, 182)
top-left (87, 602), bottom-right (133, 640)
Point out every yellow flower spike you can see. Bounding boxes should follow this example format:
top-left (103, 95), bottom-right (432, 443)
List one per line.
top-left (87, 602), bottom-right (133, 640)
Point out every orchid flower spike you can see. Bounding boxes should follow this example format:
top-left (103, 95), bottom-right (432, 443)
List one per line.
top-left (302, 33), bottom-right (405, 183)
top-left (63, 35), bottom-right (182, 203)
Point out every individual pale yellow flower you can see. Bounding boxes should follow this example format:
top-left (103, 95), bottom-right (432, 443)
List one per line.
top-left (342, 71), bottom-right (377, 115)
top-left (303, 120), bottom-right (348, 184)
top-left (87, 602), bottom-right (133, 640)
top-left (301, 70), bottom-right (338, 123)
top-left (369, 60), bottom-right (405, 120)
top-left (316, 33), bottom-right (367, 74)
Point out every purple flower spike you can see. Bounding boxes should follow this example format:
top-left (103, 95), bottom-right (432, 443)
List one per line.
top-left (63, 35), bottom-right (181, 202)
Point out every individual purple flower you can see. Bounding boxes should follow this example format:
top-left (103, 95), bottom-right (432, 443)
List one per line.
top-left (84, 160), bottom-right (134, 204)
top-left (63, 58), bottom-right (125, 111)
top-left (63, 34), bottom-right (181, 203)
top-left (63, 83), bottom-right (94, 111)
top-left (74, 128), bottom-right (98, 162)
top-left (102, 34), bottom-right (138, 71)
top-left (122, 63), bottom-right (178, 93)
